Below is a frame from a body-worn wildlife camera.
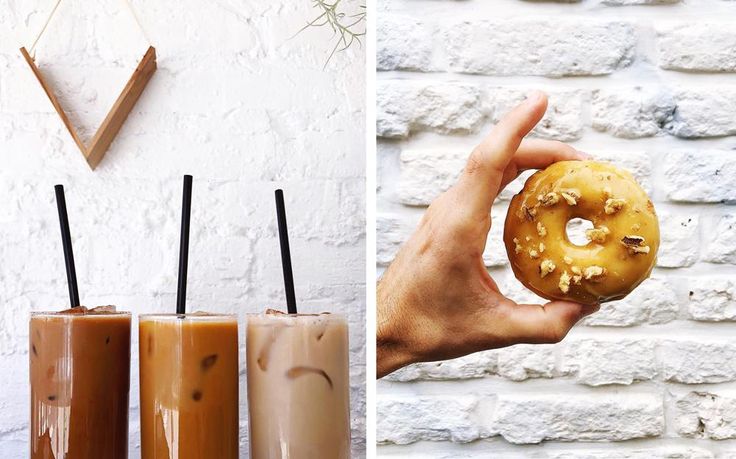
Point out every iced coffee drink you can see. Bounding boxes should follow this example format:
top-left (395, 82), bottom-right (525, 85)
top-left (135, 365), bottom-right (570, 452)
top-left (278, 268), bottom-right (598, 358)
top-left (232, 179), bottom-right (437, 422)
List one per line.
top-left (246, 311), bottom-right (351, 458)
top-left (29, 306), bottom-right (131, 459)
top-left (138, 314), bottom-right (239, 459)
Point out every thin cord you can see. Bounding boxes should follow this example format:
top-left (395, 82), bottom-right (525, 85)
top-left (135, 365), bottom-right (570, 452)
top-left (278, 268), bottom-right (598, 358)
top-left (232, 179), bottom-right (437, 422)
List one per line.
top-left (29, 0), bottom-right (63, 57)
top-left (28, 0), bottom-right (151, 59)
top-left (121, 0), bottom-right (152, 45)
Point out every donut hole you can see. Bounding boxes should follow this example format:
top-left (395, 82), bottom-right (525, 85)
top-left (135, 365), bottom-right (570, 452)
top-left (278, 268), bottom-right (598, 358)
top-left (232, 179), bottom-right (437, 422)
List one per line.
top-left (566, 218), bottom-right (594, 246)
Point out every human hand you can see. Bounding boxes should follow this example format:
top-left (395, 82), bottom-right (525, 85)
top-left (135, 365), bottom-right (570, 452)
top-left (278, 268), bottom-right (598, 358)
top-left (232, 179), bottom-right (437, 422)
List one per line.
top-left (377, 91), bottom-right (599, 378)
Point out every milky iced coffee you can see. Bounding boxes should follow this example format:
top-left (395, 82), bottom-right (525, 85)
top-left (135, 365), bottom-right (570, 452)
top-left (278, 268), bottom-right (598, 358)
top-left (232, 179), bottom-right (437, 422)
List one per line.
top-left (138, 314), bottom-right (239, 459)
top-left (29, 306), bottom-right (131, 459)
top-left (246, 311), bottom-right (351, 458)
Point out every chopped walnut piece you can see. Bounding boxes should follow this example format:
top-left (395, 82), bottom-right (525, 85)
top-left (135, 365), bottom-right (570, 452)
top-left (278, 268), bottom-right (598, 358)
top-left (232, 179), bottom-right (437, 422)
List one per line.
top-left (560, 189), bottom-right (581, 206)
top-left (525, 236), bottom-right (532, 242)
top-left (522, 205), bottom-right (537, 221)
top-left (559, 271), bottom-right (571, 293)
top-left (564, 256), bottom-right (573, 265)
top-left (583, 266), bottom-right (607, 281)
top-left (513, 238), bottom-right (523, 254)
top-left (538, 192), bottom-right (560, 207)
top-left (604, 198), bottom-right (626, 214)
top-left (621, 235), bottom-right (650, 255)
top-left (529, 249), bottom-right (540, 259)
top-left (585, 225), bottom-right (610, 244)
top-left (539, 242), bottom-right (545, 253)
top-left (537, 222), bottom-right (547, 237)
top-left (540, 259), bottom-right (556, 278)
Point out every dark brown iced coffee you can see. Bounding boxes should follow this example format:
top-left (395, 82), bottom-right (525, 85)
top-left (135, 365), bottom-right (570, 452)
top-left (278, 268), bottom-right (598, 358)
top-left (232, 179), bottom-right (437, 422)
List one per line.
top-left (246, 310), bottom-right (351, 458)
top-left (29, 306), bottom-right (131, 459)
top-left (138, 313), bottom-right (239, 459)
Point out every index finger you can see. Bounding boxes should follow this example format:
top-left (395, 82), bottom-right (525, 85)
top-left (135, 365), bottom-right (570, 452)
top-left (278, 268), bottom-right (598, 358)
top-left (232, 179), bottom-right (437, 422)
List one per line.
top-left (458, 91), bottom-right (548, 216)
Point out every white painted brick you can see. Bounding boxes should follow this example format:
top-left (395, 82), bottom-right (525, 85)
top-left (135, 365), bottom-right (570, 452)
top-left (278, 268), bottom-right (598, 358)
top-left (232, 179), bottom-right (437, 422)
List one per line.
top-left (398, 149), bottom-right (465, 206)
top-left (661, 341), bottom-right (736, 384)
top-left (377, 395), bottom-right (482, 444)
top-left (561, 339), bottom-right (656, 386)
top-left (376, 214), bottom-right (413, 266)
top-left (384, 351), bottom-right (497, 382)
top-left (657, 23), bottom-right (736, 72)
top-left (376, 81), bottom-right (485, 138)
top-left (603, 0), bottom-right (679, 3)
top-left (377, 16), bottom-right (435, 71)
top-left (676, 392), bottom-right (736, 440)
top-left (488, 88), bottom-right (585, 141)
top-left (583, 276), bottom-right (679, 326)
top-left (688, 277), bottom-right (736, 321)
top-left (703, 213), bottom-right (736, 264)
top-left (662, 151), bottom-right (736, 203)
top-left (657, 213), bottom-right (699, 268)
top-left (592, 88), bottom-right (675, 138)
top-left (495, 344), bottom-right (556, 381)
top-left (491, 394), bottom-right (664, 444)
top-left (444, 20), bottom-right (636, 77)
top-left (549, 448), bottom-right (714, 459)
top-left (666, 88), bottom-right (736, 138)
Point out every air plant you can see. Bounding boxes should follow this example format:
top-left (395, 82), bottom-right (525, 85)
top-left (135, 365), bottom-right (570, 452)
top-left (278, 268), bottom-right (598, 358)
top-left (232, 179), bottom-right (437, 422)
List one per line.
top-left (298, 0), bottom-right (366, 68)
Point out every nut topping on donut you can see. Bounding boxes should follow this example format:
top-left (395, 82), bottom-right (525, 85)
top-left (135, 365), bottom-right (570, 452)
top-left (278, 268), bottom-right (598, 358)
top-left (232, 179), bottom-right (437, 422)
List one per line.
top-left (538, 192), bottom-right (560, 207)
top-left (513, 238), bottom-right (523, 254)
top-left (559, 271), bottom-right (571, 293)
top-left (583, 266), bottom-right (607, 281)
top-left (537, 222), bottom-right (547, 237)
top-left (621, 235), bottom-right (650, 255)
top-left (529, 249), bottom-right (540, 259)
top-left (560, 189), bottom-right (581, 206)
top-left (604, 198), bottom-right (626, 214)
top-left (540, 259), bottom-right (556, 278)
top-left (570, 266), bottom-right (583, 284)
top-left (539, 242), bottom-right (545, 253)
top-left (522, 205), bottom-right (537, 221)
top-left (564, 256), bottom-right (573, 265)
top-left (585, 225), bottom-right (610, 244)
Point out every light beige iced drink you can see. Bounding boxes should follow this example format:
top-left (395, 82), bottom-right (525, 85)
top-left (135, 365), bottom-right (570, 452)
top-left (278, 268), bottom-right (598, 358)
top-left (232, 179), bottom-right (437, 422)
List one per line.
top-left (138, 313), bottom-right (239, 459)
top-left (29, 306), bottom-right (131, 459)
top-left (246, 310), bottom-right (351, 458)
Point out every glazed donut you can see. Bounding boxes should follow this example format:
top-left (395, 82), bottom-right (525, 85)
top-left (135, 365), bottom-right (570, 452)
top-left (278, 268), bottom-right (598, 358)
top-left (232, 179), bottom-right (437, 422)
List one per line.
top-left (503, 161), bottom-right (659, 305)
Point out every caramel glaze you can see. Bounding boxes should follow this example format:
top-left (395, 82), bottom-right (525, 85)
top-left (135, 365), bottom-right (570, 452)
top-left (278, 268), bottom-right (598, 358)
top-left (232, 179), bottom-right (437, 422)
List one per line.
top-left (503, 161), bottom-right (660, 305)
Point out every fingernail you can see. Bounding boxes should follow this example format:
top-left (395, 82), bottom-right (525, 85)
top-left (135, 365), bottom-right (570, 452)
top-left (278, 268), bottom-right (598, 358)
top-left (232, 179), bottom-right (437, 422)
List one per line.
top-left (525, 90), bottom-right (544, 104)
top-left (576, 150), bottom-right (593, 160)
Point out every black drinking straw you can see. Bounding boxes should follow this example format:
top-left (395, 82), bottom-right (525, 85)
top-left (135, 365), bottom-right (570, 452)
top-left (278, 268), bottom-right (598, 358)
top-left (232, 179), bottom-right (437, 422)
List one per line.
top-left (54, 185), bottom-right (80, 308)
top-left (275, 189), bottom-right (297, 314)
top-left (176, 175), bottom-right (193, 315)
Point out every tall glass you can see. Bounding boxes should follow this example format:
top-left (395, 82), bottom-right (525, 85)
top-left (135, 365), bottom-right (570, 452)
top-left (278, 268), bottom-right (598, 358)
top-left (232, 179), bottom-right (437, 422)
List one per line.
top-left (29, 309), bottom-right (131, 459)
top-left (138, 314), bottom-right (239, 459)
top-left (246, 312), bottom-right (351, 458)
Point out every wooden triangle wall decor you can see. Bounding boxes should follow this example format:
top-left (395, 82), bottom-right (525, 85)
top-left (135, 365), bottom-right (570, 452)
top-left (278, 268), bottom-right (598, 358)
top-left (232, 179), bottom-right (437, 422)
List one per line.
top-left (19, 46), bottom-right (157, 170)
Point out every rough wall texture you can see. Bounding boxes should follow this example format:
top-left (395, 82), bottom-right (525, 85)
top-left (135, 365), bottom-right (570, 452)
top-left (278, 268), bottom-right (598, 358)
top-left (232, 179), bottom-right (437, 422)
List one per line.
top-left (0, 0), bottom-right (366, 457)
top-left (377, 0), bottom-right (736, 457)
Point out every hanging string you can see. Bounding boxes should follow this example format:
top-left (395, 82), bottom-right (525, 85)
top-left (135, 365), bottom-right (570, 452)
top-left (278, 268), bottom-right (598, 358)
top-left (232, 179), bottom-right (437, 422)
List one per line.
top-left (28, 0), bottom-right (151, 59)
top-left (29, 0), bottom-right (63, 58)
top-left (121, 0), bottom-right (152, 46)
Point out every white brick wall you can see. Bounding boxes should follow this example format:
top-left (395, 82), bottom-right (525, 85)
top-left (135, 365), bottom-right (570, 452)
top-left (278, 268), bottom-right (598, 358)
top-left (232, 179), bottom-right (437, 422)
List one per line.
top-left (0, 0), bottom-right (365, 457)
top-left (377, 0), bottom-right (736, 457)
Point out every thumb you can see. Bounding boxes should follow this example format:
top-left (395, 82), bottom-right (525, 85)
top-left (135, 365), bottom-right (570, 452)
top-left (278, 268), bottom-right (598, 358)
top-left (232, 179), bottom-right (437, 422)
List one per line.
top-left (459, 91), bottom-right (548, 216)
top-left (501, 300), bottom-right (599, 344)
